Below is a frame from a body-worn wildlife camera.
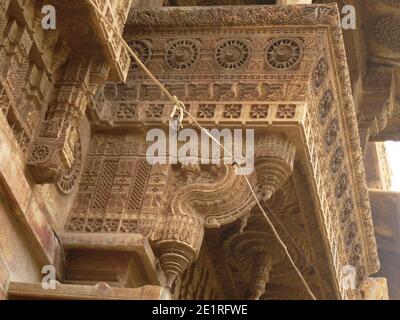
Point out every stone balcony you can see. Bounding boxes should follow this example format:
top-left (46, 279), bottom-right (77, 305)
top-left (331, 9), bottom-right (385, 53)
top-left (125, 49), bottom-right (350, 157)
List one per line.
top-left (61, 4), bottom-right (380, 299)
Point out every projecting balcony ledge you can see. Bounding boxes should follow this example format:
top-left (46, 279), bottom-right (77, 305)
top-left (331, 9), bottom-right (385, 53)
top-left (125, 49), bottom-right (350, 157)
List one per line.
top-left (60, 232), bottom-right (166, 289)
top-left (7, 281), bottom-right (170, 300)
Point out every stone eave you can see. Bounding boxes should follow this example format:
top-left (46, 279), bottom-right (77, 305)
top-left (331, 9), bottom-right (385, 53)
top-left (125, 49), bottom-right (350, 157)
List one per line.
top-left (126, 4), bottom-right (379, 275)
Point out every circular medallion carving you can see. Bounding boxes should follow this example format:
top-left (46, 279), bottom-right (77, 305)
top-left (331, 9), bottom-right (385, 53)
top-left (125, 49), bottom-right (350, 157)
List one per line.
top-left (313, 57), bottom-right (328, 89)
top-left (30, 145), bottom-right (50, 162)
top-left (319, 89), bottom-right (334, 120)
top-left (215, 39), bottom-right (251, 70)
top-left (375, 15), bottom-right (400, 52)
top-left (128, 40), bottom-right (152, 70)
top-left (56, 134), bottom-right (82, 194)
top-left (265, 38), bottom-right (303, 70)
top-left (165, 39), bottom-right (200, 70)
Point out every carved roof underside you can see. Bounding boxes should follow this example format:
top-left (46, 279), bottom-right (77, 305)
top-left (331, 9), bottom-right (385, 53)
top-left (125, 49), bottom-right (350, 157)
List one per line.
top-left (205, 165), bottom-right (339, 300)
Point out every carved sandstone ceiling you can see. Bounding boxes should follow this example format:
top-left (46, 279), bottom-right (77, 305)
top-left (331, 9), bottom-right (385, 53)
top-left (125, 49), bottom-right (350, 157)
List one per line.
top-left (205, 163), bottom-right (339, 300)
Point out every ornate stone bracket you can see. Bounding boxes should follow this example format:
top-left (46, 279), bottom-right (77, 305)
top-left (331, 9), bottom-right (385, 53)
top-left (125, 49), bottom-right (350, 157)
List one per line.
top-left (357, 65), bottom-right (396, 151)
top-left (153, 133), bottom-right (296, 287)
top-left (27, 57), bottom-right (109, 183)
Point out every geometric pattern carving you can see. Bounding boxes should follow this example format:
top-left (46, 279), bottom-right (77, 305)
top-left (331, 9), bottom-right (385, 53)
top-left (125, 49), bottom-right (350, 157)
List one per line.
top-left (91, 160), bottom-right (119, 210)
top-left (265, 38), bottom-right (303, 70)
top-left (277, 104), bottom-right (296, 119)
top-left (65, 134), bottom-right (150, 233)
top-left (127, 160), bottom-right (151, 212)
top-left (250, 104), bottom-right (269, 119)
top-left (215, 39), bottom-right (251, 70)
top-left (165, 39), bottom-right (201, 70)
top-left (197, 104), bottom-right (216, 118)
top-left (223, 104), bottom-right (242, 118)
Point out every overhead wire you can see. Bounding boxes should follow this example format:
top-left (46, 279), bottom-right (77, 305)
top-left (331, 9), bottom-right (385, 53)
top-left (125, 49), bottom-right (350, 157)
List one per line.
top-left (86, 0), bottom-right (317, 300)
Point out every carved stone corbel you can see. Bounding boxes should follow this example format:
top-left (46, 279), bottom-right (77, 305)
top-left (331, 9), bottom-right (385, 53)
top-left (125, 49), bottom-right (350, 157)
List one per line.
top-left (357, 66), bottom-right (396, 152)
top-left (222, 231), bottom-right (283, 300)
top-left (254, 133), bottom-right (296, 201)
top-left (153, 163), bottom-right (255, 287)
top-left (27, 57), bottom-right (110, 183)
top-left (154, 133), bottom-right (296, 288)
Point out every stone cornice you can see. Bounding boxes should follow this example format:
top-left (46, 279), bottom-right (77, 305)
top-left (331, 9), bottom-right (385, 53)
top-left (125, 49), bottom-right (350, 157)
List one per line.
top-left (126, 4), bottom-right (379, 274)
top-left (127, 4), bottom-right (337, 28)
